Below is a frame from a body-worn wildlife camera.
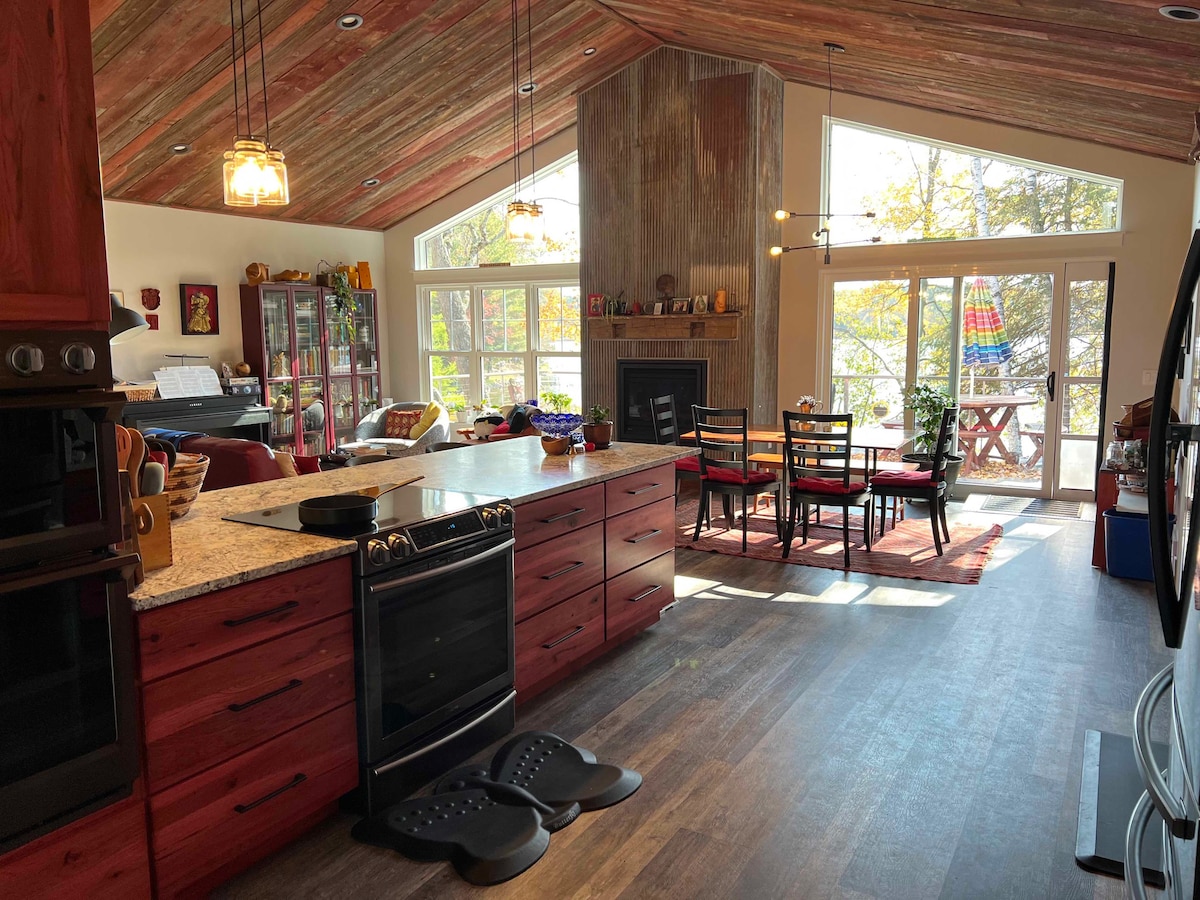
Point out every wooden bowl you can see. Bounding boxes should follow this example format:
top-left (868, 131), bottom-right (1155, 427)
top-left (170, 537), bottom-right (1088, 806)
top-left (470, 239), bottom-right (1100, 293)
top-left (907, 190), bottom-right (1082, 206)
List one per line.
top-left (540, 435), bottom-right (571, 455)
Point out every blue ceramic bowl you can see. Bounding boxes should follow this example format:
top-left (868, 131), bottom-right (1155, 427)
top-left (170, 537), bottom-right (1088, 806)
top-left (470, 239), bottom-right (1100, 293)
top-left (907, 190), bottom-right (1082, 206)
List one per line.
top-left (531, 412), bottom-right (584, 439)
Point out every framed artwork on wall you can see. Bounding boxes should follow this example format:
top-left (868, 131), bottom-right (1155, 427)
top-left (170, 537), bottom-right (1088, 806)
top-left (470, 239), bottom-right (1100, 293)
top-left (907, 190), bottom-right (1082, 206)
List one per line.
top-left (586, 294), bottom-right (606, 317)
top-left (179, 283), bottom-right (219, 335)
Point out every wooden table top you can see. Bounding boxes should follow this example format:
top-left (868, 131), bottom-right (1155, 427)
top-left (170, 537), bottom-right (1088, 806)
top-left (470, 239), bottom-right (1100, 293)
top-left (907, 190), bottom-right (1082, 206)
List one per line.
top-left (958, 395), bottom-right (1037, 409)
top-left (681, 426), bottom-right (917, 452)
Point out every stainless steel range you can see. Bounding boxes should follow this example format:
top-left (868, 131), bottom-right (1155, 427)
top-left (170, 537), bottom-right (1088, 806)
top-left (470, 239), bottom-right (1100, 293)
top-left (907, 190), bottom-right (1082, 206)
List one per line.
top-left (226, 486), bottom-right (517, 812)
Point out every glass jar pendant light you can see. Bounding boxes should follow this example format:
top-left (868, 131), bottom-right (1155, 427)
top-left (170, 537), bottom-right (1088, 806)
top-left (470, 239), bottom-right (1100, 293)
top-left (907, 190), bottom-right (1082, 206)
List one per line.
top-left (505, 0), bottom-right (543, 243)
top-left (223, 0), bottom-right (289, 207)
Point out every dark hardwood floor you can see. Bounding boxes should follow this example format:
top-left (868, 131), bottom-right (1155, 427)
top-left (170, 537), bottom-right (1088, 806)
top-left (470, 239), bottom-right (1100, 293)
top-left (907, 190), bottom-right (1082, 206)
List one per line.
top-left (215, 504), bottom-right (1166, 899)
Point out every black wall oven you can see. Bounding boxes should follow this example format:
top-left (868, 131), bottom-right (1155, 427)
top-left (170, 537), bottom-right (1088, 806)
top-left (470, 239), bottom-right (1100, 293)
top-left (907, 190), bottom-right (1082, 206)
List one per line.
top-left (0, 389), bottom-right (123, 573)
top-left (355, 532), bottom-right (516, 813)
top-left (0, 552), bottom-right (140, 851)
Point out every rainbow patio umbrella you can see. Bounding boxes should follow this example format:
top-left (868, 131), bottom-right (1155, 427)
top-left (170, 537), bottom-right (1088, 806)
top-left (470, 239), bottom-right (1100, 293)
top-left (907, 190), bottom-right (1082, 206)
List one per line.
top-left (961, 276), bottom-right (1012, 395)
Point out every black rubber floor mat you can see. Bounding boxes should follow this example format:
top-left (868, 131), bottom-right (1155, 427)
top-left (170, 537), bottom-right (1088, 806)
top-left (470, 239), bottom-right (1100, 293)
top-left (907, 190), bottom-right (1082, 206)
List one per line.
top-left (353, 731), bottom-right (642, 885)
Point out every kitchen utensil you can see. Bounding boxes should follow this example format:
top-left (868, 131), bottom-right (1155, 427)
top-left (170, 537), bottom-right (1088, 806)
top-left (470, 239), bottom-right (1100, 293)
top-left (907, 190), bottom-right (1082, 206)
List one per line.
top-left (145, 437), bottom-right (177, 471)
top-left (141, 461), bottom-right (166, 496)
top-left (115, 424), bottom-right (132, 471)
top-left (297, 475), bottom-right (425, 527)
top-left (128, 429), bottom-right (146, 498)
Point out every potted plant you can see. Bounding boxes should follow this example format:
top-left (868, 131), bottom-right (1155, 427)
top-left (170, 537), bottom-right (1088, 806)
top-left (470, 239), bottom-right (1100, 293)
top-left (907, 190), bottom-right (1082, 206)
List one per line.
top-left (901, 383), bottom-right (965, 492)
top-left (795, 394), bottom-right (822, 431)
top-left (583, 404), bottom-right (613, 449)
top-left (540, 391), bottom-right (573, 413)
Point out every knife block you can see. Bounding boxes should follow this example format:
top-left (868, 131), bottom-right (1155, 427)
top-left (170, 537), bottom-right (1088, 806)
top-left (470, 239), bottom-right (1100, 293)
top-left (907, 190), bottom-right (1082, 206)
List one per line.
top-left (139, 493), bottom-right (174, 572)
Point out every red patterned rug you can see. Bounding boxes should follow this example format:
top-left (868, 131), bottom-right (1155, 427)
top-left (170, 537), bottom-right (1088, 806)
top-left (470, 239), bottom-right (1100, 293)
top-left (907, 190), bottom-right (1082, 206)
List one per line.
top-left (674, 500), bottom-right (1003, 584)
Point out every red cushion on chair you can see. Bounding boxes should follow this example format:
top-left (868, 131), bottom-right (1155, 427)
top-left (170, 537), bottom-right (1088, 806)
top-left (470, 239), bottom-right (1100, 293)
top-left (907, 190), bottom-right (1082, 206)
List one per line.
top-left (791, 476), bottom-right (868, 495)
top-left (675, 456), bottom-right (701, 472)
top-left (870, 470), bottom-right (936, 487)
top-left (703, 467), bottom-right (775, 485)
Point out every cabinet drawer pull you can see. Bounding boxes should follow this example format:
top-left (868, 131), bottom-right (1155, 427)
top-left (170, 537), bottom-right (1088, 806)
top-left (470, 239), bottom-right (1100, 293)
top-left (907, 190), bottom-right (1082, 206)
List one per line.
top-left (223, 600), bottom-right (300, 627)
top-left (628, 584), bottom-right (662, 604)
top-left (542, 625), bottom-right (586, 649)
top-left (627, 483), bottom-right (662, 496)
top-left (234, 773), bottom-right (307, 814)
top-left (626, 529), bottom-right (662, 544)
top-left (542, 507), bottom-right (586, 524)
top-left (228, 678), bottom-right (303, 712)
top-left (542, 561), bottom-right (585, 580)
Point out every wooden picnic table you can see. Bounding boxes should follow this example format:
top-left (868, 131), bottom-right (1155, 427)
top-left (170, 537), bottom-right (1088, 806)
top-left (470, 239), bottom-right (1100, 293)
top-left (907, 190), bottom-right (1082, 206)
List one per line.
top-left (957, 394), bottom-right (1037, 472)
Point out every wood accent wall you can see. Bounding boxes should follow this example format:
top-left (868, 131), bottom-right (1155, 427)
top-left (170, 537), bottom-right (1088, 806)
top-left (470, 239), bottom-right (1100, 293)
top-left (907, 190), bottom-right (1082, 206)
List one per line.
top-left (578, 47), bottom-right (783, 424)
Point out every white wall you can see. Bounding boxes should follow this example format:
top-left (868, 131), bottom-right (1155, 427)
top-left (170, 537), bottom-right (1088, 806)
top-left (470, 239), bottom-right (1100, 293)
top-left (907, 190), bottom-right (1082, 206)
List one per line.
top-left (382, 129), bottom-right (579, 401)
top-left (103, 201), bottom-right (386, 384)
top-left (778, 83), bottom-right (1196, 419)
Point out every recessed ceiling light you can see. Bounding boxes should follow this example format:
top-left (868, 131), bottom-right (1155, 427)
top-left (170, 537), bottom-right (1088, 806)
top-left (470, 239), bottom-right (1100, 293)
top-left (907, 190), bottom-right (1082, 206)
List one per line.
top-left (169, 143), bottom-right (192, 154)
top-left (361, 177), bottom-right (381, 188)
top-left (337, 13), bottom-right (363, 29)
top-left (518, 81), bottom-right (538, 95)
top-left (583, 47), bottom-right (597, 56)
top-left (1160, 5), bottom-right (1200, 19)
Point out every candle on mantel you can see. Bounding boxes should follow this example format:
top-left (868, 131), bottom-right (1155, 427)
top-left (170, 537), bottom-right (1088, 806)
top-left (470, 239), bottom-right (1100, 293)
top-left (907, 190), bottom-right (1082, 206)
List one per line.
top-left (714, 289), bottom-right (727, 313)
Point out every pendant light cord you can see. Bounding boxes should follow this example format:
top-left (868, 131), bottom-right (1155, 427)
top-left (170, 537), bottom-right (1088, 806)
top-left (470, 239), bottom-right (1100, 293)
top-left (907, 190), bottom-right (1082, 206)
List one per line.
top-left (511, 0), bottom-right (522, 200)
top-left (256, 0), bottom-right (270, 146)
top-left (229, 0), bottom-right (241, 138)
top-left (525, 0), bottom-right (536, 195)
top-left (239, 0), bottom-right (252, 138)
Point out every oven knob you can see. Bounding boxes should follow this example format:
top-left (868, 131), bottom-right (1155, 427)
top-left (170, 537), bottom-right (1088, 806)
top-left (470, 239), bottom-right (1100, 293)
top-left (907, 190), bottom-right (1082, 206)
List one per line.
top-left (481, 507), bottom-right (499, 528)
top-left (496, 503), bottom-right (514, 525)
top-left (367, 539), bottom-right (389, 567)
top-left (387, 533), bottom-right (412, 559)
top-left (6, 343), bottom-right (44, 377)
top-left (60, 342), bottom-right (97, 375)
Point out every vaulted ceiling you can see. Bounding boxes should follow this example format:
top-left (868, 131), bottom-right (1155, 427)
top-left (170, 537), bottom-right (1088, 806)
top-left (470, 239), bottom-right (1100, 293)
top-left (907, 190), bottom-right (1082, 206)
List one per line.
top-left (90, 0), bottom-right (1200, 231)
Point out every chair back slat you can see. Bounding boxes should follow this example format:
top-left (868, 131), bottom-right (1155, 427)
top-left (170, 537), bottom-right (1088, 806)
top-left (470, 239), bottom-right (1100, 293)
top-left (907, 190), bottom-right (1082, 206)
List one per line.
top-left (783, 410), bottom-right (855, 488)
top-left (928, 405), bottom-right (959, 485)
top-left (691, 405), bottom-right (752, 478)
top-left (650, 395), bottom-right (680, 445)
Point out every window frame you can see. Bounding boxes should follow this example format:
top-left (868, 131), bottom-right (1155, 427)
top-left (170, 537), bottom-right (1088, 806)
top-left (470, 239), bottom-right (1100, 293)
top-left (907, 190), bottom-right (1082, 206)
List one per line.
top-left (822, 117), bottom-right (1125, 246)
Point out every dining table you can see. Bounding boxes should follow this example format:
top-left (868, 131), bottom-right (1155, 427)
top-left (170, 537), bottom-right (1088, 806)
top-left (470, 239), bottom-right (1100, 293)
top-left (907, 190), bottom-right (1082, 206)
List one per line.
top-left (679, 425), bottom-right (917, 476)
top-left (957, 394), bottom-right (1037, 472)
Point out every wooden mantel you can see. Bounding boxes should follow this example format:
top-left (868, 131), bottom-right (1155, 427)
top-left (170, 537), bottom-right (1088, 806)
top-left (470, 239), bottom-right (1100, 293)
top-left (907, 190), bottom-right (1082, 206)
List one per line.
top-left (588, 312), bottom-right (742, 341)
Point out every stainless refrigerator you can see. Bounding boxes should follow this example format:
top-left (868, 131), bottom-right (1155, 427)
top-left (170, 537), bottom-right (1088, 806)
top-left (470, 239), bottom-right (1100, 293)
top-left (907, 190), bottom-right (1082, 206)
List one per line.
top-left (1127, 227), bottom-right (1200, 898)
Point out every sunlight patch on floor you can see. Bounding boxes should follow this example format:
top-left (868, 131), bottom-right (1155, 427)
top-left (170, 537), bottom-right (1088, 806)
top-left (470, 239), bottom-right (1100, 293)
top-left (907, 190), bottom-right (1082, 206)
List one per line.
top-left (674, 575), bottom-right (955, 608)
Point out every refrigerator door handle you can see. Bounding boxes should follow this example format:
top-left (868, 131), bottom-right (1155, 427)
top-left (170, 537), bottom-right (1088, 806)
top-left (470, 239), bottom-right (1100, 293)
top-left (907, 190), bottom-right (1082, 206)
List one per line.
top-left (1133, 663), bottom-right (1197, 839)
top-left (1125, 790), bottom-right (1156, 900)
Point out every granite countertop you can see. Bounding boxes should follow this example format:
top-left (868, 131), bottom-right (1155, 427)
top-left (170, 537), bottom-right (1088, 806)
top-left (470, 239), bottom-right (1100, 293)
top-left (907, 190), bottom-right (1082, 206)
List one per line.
top-left (130, 438), bottom-right (696, 611)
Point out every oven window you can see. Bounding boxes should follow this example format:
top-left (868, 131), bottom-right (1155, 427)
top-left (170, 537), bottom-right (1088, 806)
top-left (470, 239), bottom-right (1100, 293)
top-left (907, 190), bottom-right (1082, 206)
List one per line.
top-left (0, 577), bottom-right (118, 787)
top-left (376, 549), bottom-right (510, 737)
top-left (0, 407), bottom-right (104, 539)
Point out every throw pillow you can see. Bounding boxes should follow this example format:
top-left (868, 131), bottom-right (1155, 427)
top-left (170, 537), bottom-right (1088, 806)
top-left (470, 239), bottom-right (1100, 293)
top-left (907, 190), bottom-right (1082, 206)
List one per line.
top-left (385, 408), bottom-right (423, 438)
top-left (409, 401), bottom-right (445, 440)
top-left (293, 454), bottom-right (321, 475)
top-left (275, 452), bottom-right (299, 478)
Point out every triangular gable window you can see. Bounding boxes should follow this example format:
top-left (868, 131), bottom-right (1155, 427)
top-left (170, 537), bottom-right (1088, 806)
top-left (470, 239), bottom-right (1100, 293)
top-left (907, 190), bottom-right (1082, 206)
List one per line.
top-left (825, 120), bottom-right (1122, 246)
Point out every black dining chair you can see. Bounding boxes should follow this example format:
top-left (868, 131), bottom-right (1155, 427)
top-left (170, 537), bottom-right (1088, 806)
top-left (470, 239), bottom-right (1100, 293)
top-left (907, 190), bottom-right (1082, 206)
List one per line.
top-left (869, 405), bottom-right (958, 555)
top-left (782, 410), bottom-right (873, 568)
top-left (691, 405), bottom-right (782, 552)
top-left (650, 394), bottom-right (702, 492)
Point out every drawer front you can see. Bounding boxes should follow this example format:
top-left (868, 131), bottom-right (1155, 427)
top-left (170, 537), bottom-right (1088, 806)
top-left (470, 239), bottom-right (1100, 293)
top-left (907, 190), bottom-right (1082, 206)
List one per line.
top-left (514, 521), bottom-right (605, 623)
top-left (515, 585), bottom-right (604, 694)
top-left (150, 702), bottom-right (358, 899)
top-left (605, 463), bottom-right (675, 517)
top-left (606, 550), bottom-right (674, 639)
top-left (142, 614), bottom-right (354, 792)
top-left (515, 484), bottom-right (605, 551)
top-left (137, 557), bottom-right (353, 683)
top-left (605, 496), bottom-right (676, 580)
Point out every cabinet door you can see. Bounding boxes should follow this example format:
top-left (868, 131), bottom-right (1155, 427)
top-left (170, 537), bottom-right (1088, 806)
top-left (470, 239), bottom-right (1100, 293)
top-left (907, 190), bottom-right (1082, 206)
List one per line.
top-left (352, 292), bottom-right (379, 375)
top-left (0, 0), bottom-right (109, 329)
top-left (329, 377), bottom-right (356, 448)
top-left (261, 289), bottom-right (296, 454)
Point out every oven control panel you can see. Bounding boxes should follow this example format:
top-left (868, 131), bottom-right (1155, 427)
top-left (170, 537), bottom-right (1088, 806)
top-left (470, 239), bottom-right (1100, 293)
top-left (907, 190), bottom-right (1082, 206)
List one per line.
top-left (409, 511), bottom-right (487, 551)
top-left (0, 330), bottom-right (112, 392)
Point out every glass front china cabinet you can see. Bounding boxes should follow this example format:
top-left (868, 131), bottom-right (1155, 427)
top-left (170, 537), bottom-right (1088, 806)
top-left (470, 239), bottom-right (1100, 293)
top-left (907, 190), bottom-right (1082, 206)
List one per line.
top-left (240, 283), bottom-right (381, 455)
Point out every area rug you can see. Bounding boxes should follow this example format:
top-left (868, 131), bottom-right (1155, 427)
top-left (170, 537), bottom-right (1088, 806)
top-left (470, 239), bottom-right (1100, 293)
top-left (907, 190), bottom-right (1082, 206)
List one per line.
top-left (675, 500), bottom-right (1003, 584)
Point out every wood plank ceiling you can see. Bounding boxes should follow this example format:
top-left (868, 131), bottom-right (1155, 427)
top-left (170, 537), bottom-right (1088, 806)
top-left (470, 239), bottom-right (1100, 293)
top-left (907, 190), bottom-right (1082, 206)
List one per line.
top-left (89, 0), bottom-right (1200, 230)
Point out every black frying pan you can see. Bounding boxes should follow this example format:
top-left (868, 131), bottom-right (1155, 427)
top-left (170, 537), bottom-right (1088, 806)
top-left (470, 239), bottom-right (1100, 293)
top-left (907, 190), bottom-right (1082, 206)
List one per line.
top-left (297, 475), bottom-right (424, 527)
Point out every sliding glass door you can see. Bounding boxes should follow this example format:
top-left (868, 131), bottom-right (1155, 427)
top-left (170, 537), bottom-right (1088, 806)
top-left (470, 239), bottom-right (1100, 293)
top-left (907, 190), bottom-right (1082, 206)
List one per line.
top-left (826, 261), bottom-right (1111, 500)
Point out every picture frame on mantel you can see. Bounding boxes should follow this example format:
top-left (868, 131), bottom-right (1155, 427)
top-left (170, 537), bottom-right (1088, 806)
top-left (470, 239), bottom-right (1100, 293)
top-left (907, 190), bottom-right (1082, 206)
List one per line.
top-left (179, 283), bottom-right (219, 335)
top-left (670, 298), bottom-right (691, 315)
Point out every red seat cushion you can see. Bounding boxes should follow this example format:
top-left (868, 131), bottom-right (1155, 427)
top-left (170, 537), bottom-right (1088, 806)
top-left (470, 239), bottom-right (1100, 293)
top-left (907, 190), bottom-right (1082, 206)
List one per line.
top-left (702, 467), bottom-right (775, 485)
top-left (870, 470), bottom-right (936, 488)
top-left (675, 456), bottom-right (701, 472)
top-left (791, 476), bottom-right (868, 495)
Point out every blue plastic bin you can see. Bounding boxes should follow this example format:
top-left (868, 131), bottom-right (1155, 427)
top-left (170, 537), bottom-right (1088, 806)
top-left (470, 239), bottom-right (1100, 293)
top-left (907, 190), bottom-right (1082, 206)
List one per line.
top-left (1103, 508), bottom-right (1154, 581)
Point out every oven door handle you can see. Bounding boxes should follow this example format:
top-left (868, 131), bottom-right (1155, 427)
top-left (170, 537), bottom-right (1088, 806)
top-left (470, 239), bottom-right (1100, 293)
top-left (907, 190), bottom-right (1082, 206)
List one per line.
top-left (0, 552), bottom-right (139, 595)
top-left (373, 690), bottom-right (517, 775)
top-left (366, 538), bottom-right (515, 595)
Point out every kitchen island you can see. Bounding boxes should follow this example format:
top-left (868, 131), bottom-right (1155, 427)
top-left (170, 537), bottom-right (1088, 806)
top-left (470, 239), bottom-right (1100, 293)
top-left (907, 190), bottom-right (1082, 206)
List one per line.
top-left (126, 437), bottom-right (695, 898)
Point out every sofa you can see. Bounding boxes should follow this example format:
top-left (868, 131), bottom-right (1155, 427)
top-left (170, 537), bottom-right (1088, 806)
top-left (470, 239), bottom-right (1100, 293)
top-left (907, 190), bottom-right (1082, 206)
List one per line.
top-left (349, 401), bottom-right (450, 457)
top-left (175, 435), bottom-right (318, 491)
